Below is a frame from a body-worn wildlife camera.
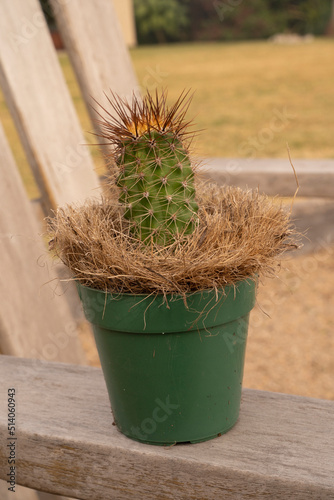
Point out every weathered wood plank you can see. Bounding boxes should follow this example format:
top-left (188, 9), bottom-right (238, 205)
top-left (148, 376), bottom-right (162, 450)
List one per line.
top-left (205, 158), bottom-right (334, 197)
top-left (50, 0), bottom-right (139, 138)
top-left (0, 356), bottom-right (333, 500)
top-left (0, 0), bottom-right (101, 212)
top-left (0, 120), bottom-right (85, 365)
top-left (112, 0), bottom-right (137, 48)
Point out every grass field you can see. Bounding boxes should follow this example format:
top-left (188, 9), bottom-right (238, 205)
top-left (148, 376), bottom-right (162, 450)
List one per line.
top-left (130, 39), bottom-right (334, 158)
top-left (0, 38), bottom-right (333, 198)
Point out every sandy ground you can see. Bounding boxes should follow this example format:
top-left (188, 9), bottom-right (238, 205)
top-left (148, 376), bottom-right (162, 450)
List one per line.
top-left (244, 244), bottom-right (334, 400)
top-left (79, 244), bottom-right (334, 401)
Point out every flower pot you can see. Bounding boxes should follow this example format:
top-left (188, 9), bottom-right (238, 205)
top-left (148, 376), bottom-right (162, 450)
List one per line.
top-left (77, 277), bottom-right (257, 445)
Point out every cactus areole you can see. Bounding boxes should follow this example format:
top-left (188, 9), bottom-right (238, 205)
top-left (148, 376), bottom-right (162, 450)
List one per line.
top-left (97, 90), bottom-right (199, 245)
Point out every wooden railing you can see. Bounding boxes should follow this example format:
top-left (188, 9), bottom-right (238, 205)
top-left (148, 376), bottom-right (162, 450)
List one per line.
top-left (0, 355), bottom-right (333, 500)
top-left (205, 157), bottom-right (334, 197)
top-left (205, 158), bottom-right (334, 254)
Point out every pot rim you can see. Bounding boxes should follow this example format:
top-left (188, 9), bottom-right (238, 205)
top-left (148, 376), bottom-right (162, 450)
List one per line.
top-left (76, 276), bottom-right (258, 333)
top-left (76, 275), bottom-right (258, 299)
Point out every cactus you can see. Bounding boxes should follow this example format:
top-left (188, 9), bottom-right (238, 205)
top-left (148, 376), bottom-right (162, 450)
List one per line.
top-left (97, 90), bottom-right (198, 245)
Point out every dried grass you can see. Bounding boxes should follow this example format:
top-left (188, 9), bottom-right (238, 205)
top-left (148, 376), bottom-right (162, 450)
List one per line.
top-left (48, 183), bottom-right (299, 296)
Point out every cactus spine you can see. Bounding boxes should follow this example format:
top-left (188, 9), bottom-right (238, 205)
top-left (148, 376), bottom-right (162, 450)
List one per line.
top-left (98, 90), bottom-right (198, 245)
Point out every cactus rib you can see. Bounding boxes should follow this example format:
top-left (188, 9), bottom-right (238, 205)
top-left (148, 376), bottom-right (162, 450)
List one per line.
top-left (96, 90), bottom-right (199, 245)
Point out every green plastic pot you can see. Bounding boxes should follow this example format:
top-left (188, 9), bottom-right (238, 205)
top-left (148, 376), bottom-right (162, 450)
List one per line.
top-left (77, 278), bottom-right (257, 445)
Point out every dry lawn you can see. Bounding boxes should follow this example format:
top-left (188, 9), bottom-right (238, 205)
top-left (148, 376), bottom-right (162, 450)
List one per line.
top-left (131, 38), bottom-right (334, 159)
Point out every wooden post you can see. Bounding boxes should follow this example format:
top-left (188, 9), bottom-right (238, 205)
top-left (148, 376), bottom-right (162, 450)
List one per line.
top-left (112, 0), bottom-right (137, 48)
top-left (0, 120), bottom-right (85, 364)
top-left (49, 0), bottom-right (140, 140)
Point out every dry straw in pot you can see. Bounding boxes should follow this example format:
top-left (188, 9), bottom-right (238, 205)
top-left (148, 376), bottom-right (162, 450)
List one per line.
top-left (49, 90), bottom-right (299, 298)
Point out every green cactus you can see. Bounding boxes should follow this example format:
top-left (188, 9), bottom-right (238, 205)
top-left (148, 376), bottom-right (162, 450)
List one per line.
top-left (97, 90), bottom-right (198, 245)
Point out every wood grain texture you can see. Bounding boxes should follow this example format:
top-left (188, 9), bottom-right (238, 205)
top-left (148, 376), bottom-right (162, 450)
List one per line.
top-left (0, 356), bottom-right (333, 500)
top-left (0, 120), bottom-right (85, 365)
top-left (0, 0), bottom-right (101, 212)
top-left (205, 158), bottom-right (334, 197)
top-left (50, 0), bottom-right (139, 136)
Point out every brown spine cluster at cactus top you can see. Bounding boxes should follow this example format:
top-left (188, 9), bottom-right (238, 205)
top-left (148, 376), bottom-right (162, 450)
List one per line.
top-left (96, 90), bottom-right (199, 245)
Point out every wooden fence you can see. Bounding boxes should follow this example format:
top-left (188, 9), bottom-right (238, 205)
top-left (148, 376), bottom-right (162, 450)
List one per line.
top-left (0, 0), bottom-right (333, 498)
